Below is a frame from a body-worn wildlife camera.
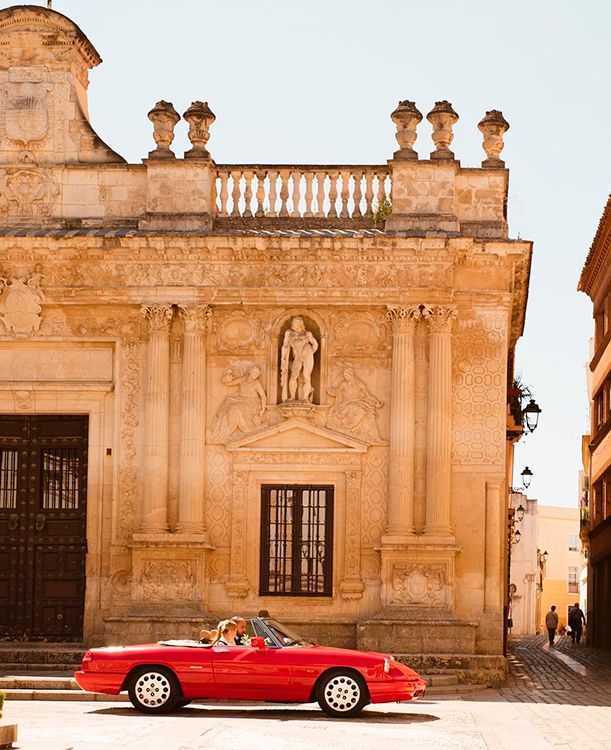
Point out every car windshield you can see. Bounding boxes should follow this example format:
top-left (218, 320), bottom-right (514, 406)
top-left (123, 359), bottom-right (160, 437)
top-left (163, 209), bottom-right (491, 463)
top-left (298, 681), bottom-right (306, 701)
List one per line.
top-left (263, 619), bottom-right (313, 647)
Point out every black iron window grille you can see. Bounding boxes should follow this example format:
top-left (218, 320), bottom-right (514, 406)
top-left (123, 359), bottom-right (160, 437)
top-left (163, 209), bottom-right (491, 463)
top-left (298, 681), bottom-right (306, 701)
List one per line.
top-left (260, 485), bottom-right (333, 596)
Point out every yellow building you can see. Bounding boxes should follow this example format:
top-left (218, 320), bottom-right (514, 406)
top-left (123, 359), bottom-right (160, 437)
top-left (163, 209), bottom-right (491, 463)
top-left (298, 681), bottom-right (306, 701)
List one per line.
top-left (538, 505), bottom-right (583, 630)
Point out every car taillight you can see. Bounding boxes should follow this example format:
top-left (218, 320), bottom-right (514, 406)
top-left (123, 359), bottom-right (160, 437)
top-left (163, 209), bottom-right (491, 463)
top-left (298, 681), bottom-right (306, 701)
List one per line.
top-left (82, 651), bottom-right (93, 669)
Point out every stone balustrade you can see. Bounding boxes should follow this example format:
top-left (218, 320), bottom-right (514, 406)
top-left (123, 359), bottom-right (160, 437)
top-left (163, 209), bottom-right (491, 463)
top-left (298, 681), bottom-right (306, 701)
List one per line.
top-left (215, 165), bottom-right (390, 220)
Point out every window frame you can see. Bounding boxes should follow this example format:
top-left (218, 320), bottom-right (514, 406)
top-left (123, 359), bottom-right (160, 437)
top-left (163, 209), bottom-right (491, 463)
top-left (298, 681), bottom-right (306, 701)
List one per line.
top-left (259, 484), bottom-right (334, 597)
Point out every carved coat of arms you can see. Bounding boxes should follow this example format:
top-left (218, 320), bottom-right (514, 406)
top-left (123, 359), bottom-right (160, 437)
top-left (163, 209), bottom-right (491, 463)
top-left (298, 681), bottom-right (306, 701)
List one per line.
top-left (0, 273), bottom-right (45, 335)
top-left (4, 81), bottom-right (50, 145)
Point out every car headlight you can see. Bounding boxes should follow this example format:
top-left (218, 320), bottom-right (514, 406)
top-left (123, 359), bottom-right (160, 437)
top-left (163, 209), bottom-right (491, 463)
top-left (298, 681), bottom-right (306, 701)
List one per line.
top-left (384, 658), bottom-right (391, 674)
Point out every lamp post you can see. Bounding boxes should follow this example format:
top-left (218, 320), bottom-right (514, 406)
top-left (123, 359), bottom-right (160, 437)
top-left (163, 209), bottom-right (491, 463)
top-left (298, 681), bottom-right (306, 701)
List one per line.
top-left (536, 548), bottom-right (548, 633)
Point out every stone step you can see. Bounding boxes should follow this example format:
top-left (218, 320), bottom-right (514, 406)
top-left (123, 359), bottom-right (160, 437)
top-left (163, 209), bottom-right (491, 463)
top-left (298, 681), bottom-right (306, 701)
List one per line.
top-left (3, 688), bottom-right (128, 702)
top-left (0, 645), bottom-right (85, 666)
top-left (422, 673), bottom-right (459, 687)
top-left (0, 663), bottom-right (81, 673)
top-left (0, 675), bottom-right (80, 690)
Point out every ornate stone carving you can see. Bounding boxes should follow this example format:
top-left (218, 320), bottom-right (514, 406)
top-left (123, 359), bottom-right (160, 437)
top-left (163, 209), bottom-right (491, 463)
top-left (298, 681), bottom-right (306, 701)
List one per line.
top-left (226, 470), bottom-right (250, 599)
top-left (340, 470), bottom-right (364, 600)
top-left (211, 309), bottom-right (268, 353)
top-left (110, 569), bottom-right (132, 598)
top-left (0, 272), bottom-right (44, 334)
top-left (391, 563), bottom-right (447, 606)
top-left (208, 362), bottom-right (267, 443)
top-left (425, 305), bottom-right (457, 333)
top-left (361, 448), bottom-right (388, 545)
top-left (386, 304), bottom-right (422, 332)
top-left (141, 304), bottom-right (173, 332)
top-left (452, 314), bottom-right (505, 466)
top-left (390, 100), bottom-right (422, 160)
top-left (139, 560), bottom-right (196, 601)
top-left (426, 101), bottom-right (459, 160)
top-left (183, 101), bottom-right (215, 159)
top-left (0, 167), bottom-right (58, 216)
top-left (280, 316), bottom-right (319, 402)
top-left (478, 110), bottom-right (510, 168)
top-left (326, 366), bottom-right (383, 443)
top-left (332, 311), bottom-right (390, 356)
top-left (178, 304), bottom-right (211, 332)
top-left (14, 390), bottom-right (31, 410)
top-left (206, 448), bottom-right (232, 547)
top-left (147, 100), bottom-right (180, 159)
top-left (69, 313), bottom-right (144, 541)
top-left (2, 71), bottom-right (51, 147)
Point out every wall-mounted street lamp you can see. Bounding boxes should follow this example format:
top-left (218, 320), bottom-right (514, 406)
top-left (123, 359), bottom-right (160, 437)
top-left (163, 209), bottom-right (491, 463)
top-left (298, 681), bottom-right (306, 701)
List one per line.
top-left (516, 504), bottom-right (525, 522)
top-left (522, 399), bottom-right (542, 434)
top-left (511, 467), bottom-right (534, 495)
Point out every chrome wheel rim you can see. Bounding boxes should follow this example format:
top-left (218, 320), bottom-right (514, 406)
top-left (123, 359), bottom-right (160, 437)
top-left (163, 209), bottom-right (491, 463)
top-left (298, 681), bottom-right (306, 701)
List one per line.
top-left (134, 671), bottom-right (172, 708)
top-left (324, 675), bottom-right (360, 712)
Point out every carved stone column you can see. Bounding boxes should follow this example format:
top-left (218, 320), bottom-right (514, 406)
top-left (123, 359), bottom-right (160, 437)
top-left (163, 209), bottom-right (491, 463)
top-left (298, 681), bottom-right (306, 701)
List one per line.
top-left (140, 304), bottom-right (173, 533)
top-left (176, 305), bottom-right (211, 535)
top-left (383, 305), bottom-right (421, 542)
top-left (340, 470), bottom-right (364, 599)
top-left (424, 306), bottom-right (457, 537)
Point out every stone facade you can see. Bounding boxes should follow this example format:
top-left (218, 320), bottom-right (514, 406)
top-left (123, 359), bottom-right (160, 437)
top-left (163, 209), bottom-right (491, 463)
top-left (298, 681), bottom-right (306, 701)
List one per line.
top-left (0, 6), bottom-right (532, 683)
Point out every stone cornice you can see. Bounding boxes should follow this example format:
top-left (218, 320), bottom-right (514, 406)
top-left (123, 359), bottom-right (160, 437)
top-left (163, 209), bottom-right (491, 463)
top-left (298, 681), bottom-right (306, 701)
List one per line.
top-left (579, 193), bottom-right (611, 300)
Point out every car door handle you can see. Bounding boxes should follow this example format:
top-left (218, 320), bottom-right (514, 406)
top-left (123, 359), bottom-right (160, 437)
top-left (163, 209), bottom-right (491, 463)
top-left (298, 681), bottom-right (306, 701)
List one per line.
top-left (214, 648), bottom-right (229, 652)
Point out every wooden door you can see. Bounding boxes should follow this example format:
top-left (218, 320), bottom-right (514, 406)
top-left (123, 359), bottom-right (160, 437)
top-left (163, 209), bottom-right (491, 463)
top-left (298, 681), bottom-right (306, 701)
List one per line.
top-left (0, 416), bottom-right (88, 641)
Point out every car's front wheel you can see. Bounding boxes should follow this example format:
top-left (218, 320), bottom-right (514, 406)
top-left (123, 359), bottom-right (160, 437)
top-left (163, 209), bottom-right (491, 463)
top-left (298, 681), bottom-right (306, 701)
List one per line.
top-left (127, 666), bottom-right (181, 714)
top-left (316, 669), bottom-right (368, 718)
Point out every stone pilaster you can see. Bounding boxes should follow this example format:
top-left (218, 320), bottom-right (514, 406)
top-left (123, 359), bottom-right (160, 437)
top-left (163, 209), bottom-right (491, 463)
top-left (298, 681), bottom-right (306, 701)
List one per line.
top-left (176, 305), bottom-right (211, 536)
top-left (340, 470), bottom-right (364, 599)
top-left (383, 305), bottom-right (421, 542)
top-left (139, 304), bottom-right (173, 533)
top-left (226, 470), bottom-right (250, 599)
top-left (424, 306), bottom-right (457, 538)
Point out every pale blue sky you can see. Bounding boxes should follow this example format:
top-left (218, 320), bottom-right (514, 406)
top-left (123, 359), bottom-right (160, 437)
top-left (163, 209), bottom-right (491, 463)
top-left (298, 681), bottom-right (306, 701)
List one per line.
top-left (44, 0), bottom-right (611, 507)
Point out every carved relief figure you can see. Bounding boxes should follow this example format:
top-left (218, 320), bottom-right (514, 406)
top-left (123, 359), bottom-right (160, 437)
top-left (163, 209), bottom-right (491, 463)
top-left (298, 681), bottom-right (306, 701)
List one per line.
top-left (326, 366), bottom-right (383, 442)
top-left (280, 316), bottom-right (319, 402)
top-left (0, 272), bottom-right (45, 335)
top-left (208, 363), bottom-right (267, 443)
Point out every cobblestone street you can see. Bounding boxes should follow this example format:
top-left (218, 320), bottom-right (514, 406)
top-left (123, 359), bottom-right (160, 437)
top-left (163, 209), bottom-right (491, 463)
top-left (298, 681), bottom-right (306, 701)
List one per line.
top-left (2, 636), bottom-right (611, 750)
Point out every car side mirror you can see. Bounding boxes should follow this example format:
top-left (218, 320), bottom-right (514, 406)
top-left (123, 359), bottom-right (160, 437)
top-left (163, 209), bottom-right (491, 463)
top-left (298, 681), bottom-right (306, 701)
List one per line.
top-left (251, 637), bottom-right (266, 651)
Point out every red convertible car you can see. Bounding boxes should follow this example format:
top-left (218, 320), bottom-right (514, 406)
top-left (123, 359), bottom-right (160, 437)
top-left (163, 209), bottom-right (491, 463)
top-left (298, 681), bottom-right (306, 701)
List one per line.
top-left (75, 617), bottom-right (426, 717)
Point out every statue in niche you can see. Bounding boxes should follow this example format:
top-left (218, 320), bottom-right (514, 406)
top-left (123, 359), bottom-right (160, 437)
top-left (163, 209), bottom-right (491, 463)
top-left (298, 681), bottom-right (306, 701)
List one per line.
top-left (280, 316), bottom-right (319, 402)
top-left (208, 363), bottom-right (267, 443)
top-left (326, 366), bottom-right (383, 442)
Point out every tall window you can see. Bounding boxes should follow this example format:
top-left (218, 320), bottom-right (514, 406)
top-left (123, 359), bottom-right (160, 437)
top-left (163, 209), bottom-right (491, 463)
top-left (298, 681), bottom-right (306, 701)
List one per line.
top-left (568, 533), bottom-right (579, 552)
top-left (568, 566), bottom-right (579, 594)
top-left (260, 485), bottom-right (333, 596)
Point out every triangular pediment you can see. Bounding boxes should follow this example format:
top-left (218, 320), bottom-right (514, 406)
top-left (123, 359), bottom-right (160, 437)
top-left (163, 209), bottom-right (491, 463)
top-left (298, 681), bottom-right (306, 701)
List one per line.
top-left (227, 418), bottom-right (367, 453)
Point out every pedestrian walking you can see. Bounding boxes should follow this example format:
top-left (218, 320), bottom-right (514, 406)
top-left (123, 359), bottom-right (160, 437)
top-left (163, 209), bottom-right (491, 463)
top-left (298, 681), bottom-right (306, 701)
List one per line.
top-left (545, 605), bottom-right (559, 646)
top-left (568, 602), bottom-right (586, 644)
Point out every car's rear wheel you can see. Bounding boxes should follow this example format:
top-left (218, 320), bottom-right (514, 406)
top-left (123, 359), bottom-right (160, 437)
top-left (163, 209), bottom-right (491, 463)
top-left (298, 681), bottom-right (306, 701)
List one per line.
top-left (316, 669), bottom-right (368, 718)
top-left (127, 666), bottom-right (181, 714)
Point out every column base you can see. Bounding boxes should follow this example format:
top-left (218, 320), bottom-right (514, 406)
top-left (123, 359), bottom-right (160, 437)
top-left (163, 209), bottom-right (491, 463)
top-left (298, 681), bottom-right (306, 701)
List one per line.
top-left (130, 534), bottom-right (213, 614)
top-left (377, 539), bottom-right (460, 614)
top-left (339, 577), bottom-right (365, 600)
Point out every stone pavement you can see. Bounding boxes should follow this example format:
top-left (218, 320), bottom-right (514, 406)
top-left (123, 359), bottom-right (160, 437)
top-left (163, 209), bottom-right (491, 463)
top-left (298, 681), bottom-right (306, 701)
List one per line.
top-left (2, 636), bottom-right (611, 750)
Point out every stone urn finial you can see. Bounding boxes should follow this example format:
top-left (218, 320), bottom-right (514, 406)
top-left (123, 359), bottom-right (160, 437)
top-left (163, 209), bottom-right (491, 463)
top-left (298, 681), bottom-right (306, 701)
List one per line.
top-left (478, 110), bottom-right (510, 167)
top-left (426, 100), bottom-right (459, 160)
top-left (183, 101), bottom-right (216, 159)
top-left (147, 100), bottom-right (180, 159)
top-left (390, 100), bottom-right (422, 160)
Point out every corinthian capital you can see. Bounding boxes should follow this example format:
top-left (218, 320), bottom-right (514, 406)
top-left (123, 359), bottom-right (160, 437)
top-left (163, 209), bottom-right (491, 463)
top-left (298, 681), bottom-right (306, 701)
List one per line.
top-left (424, 305), bottom-right (457, 333)
top-left (386, 305), bottom-right (421, 332)
top-left (178, 305), bottom-right (212, 333)
top-left (141, 304), bottom-right (173, 333)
